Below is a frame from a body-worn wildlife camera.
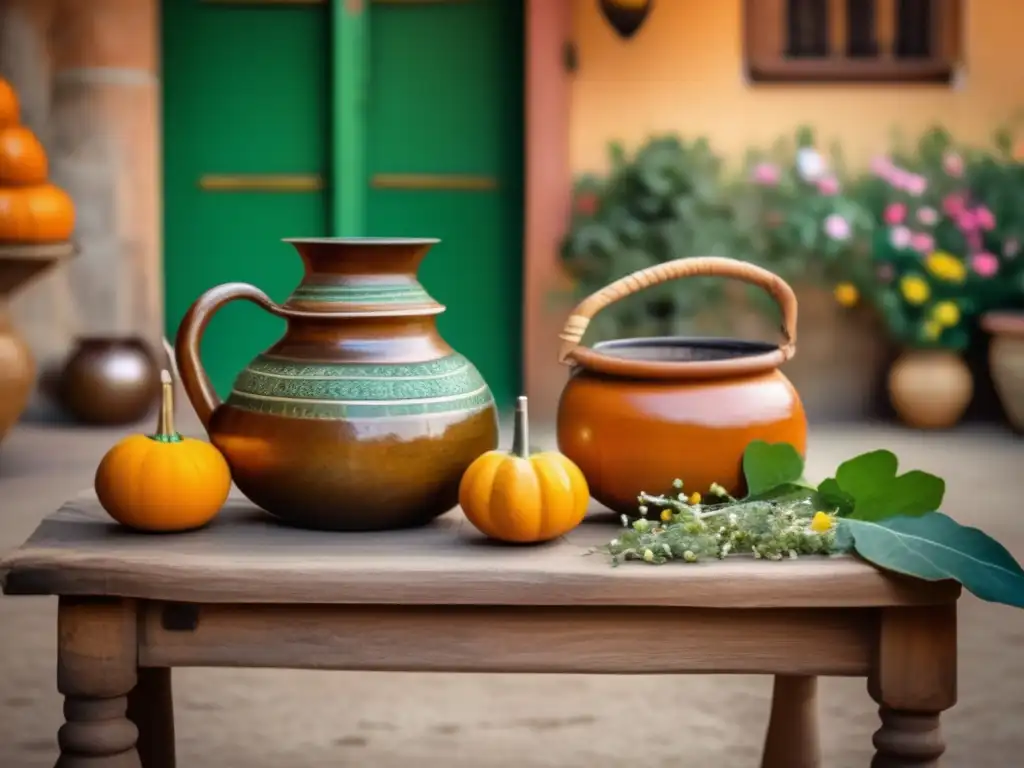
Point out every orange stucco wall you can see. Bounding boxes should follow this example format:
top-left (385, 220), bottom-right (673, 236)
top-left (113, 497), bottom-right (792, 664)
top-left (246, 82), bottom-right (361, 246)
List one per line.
top-left (570, 0), bottom-right (1024, 173)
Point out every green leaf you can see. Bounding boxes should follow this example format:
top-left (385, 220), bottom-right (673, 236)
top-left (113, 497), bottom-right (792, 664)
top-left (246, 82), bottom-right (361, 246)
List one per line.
top-left (742, 441), bottom-right (805, 498)
top-left (815, 449), bottom-right (945, 521)
top-left (840, 514), bottom-right (1024, 609)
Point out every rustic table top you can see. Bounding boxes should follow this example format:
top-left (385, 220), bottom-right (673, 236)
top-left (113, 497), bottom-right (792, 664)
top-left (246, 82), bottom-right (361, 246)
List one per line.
top-left (0, 491), bottom-right (960, 608)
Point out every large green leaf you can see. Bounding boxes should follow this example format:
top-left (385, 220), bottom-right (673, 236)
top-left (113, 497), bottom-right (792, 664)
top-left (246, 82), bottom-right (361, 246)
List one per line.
top-left (742, 441), bottom-right (806, 498)
top-left (839, 514), bottom-right (1024, 609)
top-left (815, 449), bottom-right (945, 521)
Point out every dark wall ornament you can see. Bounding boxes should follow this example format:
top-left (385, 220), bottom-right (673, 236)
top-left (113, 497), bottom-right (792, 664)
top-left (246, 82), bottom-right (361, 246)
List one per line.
top-left (599, 0), bottom-right (654, 40)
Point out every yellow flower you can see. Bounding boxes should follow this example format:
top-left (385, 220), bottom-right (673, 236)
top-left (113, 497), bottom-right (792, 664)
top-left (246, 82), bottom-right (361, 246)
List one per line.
top-left (925, 251), bottom-right (967, 283)
top-left (833, 282), bottom-right (859, 308)
top-left (689, 491), bottom-right (702, 505)
top-left (900, 275), bottom-right (931, 305)
top-left (810, 512), bottom-right (834, 533)
top-left (660, 509), bottom-right (673, 523)
top-left (922, 320), bottom-right (942, 340)
top-left (931, 301), bottom-right (961, 327)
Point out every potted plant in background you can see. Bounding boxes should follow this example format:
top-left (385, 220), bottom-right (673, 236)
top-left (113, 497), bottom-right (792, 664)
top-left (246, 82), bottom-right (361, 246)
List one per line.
top-left (845, 128), bottom-right (1014, 429)
top-left (973, 128), bottom-right (1024, 432)
top-left (560, 135), bottom-right (738, 343)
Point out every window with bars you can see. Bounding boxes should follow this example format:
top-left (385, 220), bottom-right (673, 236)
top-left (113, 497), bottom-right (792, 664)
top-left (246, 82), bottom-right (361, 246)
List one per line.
top-left (745, 0), bottom-right (961, 83)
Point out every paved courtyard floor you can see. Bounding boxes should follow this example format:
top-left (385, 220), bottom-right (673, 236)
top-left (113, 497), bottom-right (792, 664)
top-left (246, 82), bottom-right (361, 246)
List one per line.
top-left (1, 414), bottom-right (1023, 767)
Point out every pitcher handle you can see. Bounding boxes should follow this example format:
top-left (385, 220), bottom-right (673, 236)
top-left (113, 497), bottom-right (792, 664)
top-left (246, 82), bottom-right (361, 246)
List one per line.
top-left (557, 256), bottom-right (798, 365)
top-left (175, 282), bottom-right (284, 430)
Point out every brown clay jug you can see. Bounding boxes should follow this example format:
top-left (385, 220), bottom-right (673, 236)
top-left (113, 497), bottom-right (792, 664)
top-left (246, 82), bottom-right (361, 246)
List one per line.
top-left (175, 237), bottom-right (499, 531)
top-left (556, 256), bottom-right (807, 516)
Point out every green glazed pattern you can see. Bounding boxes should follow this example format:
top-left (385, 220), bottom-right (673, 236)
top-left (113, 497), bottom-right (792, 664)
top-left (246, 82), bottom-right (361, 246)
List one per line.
top-left (226, 353), bottom-right (494, 419)
top-left (288, 281), bottom-right (434, 306)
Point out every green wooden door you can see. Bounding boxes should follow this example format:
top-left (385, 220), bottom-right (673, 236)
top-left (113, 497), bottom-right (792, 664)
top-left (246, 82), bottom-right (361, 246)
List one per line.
top-left (364, 0), bottom-right (525, 408)
top-left (162, 0), bottom-right (330, 398)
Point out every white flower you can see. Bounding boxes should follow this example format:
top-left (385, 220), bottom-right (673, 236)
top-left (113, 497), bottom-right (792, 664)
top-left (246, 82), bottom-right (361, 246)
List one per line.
top-left (889, 225), bottom-right (912, 250)
top-left (672, 478), bottom-right (683, 489)
top-left (796, 147), bottom-right (827, 181)
top-left (638, 505), bottom-right (648, 516)
top-left (824, 214), bottom-right (851, 241)
top-left (620, 514), bottom-right (629, 527)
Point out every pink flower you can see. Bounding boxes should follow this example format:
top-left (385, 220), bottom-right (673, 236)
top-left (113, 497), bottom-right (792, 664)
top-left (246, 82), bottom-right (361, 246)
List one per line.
top-left (911, 232), bottom-right (935, 252)
top-left (966, 230), bottom-right (983, 252)
top-left (956, 211), bottom-right (977, 231)
top-left (1004, 239), bottom-right (1020, 258)
top-left (870, 155), bottom-right (894, 179)
top-left (890, 226), bottom-right (912, 250)
top-left (817, 175), bottom-right (840, 196)
top-left (917, 206), bottom-right (938, 226)
top-left (971, 252), bottom-right (1000, 277)
top-left (975, 206), bottom-right (996, 231)
top-left (890, 168), bottom-right (913, 191)
top-left (905, 174), bottom-right (928, 197)
top-left (942, 194), bottom-right (965, 216)
top-left (752, 162), bottom-right (780, 186)
top-left (884, 203), bottom-right (907, 225)
top-left (824, 214), bottom-right (851, 241)
top-left (943, 151), bottom-right (964, 178)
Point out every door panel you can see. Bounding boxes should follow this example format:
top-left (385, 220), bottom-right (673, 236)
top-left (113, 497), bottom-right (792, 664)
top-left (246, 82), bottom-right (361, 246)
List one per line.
top-left (162, 0), bottom-right (330, 399)
top-left (365, 0), bottom-right (525, 408)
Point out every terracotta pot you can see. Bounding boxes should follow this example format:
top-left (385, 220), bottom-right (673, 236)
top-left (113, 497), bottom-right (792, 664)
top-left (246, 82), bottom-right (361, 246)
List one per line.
top-left (887, 349), bottom-right (973, 430)
top-left (175, 237), bottom-right (499, 531)
top-left (0, 242), bottom-right (75, 443)
top-left (556, 257), bottom-right (807, 516)
top-left (0, 305), bottom-right (33, 442)
top-left (982, 312), bottom-right (1024, 433)
top-left (58, 336), bottom-right (161, 425)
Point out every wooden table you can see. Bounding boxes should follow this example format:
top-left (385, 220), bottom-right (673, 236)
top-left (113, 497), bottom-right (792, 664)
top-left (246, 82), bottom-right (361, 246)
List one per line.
top-left (0, 492), bottom-right (961, 768)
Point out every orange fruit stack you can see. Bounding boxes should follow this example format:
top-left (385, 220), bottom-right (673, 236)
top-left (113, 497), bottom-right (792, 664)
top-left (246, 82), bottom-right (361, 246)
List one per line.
top-left (0, 77), bottom-right (75, 244)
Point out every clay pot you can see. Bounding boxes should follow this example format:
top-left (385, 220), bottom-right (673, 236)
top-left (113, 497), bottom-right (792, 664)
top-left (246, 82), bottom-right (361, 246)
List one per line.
top-left (58, 337), bottom-right (161, 425)
top-left (982, 312), bottom-right (1024, 434)
top-left (887, 349), bottom-right (973, 430)
top-left (175, 237), bottom-right (499, 531)
top-left (0, 306), bottom-right (33, 442)
top-left (556, 257), bottom-right (807, 516)
top-left (0, 242), bottom-right (76, 443)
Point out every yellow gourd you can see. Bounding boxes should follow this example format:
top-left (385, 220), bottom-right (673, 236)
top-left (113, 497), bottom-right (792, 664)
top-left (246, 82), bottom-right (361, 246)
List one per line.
top-left (459, 396), bottom-right (590, 543)
top-left (94, 369), bottom-right (232, 532)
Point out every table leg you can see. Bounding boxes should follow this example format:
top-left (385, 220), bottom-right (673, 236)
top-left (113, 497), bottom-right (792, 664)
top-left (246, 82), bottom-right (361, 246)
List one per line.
top-left (869, 604), bottom-right (957, 767)
top-left (760, 674), bottom-right (820, 768)
top-left (128, 668), bottom-right (176, 768)
top-left (55, 596), bottom-right (142, 768)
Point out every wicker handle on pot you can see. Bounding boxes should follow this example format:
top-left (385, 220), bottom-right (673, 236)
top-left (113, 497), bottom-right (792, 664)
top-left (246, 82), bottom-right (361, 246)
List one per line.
top-left (558, 256), bottom-right (798, 365)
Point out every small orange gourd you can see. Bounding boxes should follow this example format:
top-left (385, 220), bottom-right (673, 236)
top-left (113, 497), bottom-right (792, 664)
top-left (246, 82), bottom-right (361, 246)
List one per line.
top-left (0, 183), bottom-right (75, 242)
top-left (0, 125), bottom-right (48, 185)
top-left (0, 78), bottom-right (20, 127)
top-left (459, 396), bottom-right (590, 543)
top-left (94, 370), bottom-right (232, 532)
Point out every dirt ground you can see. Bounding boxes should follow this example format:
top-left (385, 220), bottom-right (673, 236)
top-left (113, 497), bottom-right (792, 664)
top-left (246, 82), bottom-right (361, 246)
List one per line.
top-left (1, 416), bottom-right (1023, 768)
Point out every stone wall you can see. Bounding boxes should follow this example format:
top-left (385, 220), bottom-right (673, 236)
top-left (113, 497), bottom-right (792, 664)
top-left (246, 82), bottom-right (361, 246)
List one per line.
top-left (0, 0), bottom-right (161, 413)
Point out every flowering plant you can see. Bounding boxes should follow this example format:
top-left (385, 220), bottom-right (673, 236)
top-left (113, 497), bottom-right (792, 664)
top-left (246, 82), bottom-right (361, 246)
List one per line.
top-left (839, 128), bottom-right (1024, 350)
top-left (560, 136), bottom-right (738, 341)
top-left (730, 127), bottom-right (875, 311)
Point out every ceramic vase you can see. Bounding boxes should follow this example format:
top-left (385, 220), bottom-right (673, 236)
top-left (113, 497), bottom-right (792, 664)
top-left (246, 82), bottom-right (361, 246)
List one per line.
top-left (887, 349), bottom-right (973, 430)
top-left (982, 312), bottom-right (1024, 434)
